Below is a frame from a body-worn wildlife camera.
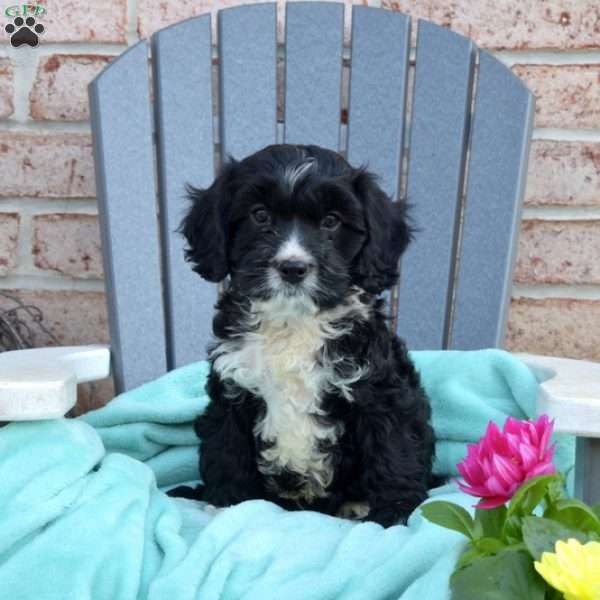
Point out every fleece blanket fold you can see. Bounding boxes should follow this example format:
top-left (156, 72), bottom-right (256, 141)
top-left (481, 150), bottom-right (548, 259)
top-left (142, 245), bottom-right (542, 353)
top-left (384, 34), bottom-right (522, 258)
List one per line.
top-left (0, 350), bottom-right (574, 600)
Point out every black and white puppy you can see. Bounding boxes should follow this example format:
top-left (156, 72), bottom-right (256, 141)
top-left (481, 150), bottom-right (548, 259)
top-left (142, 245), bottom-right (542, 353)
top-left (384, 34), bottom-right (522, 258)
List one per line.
top-left (176, 144), bottom-right (435, 527)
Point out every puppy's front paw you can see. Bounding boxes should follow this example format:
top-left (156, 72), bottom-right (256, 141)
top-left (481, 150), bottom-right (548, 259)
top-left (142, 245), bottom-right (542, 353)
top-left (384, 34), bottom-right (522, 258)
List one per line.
top-left (202, 485), bottom-right (258, 508)
top-left (338, 501), bottom-right (371, 520)
top-left (167, 484), bottom-right (204, 500)
top-left (364, 504), bottom-right (409, 528)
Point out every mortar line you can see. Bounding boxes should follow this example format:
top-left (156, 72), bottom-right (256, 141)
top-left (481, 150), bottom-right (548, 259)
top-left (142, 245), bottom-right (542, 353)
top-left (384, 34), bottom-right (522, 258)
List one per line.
top-left (522, 207), bottom-right (600, 221)
top-left (2, 121), bottom-right (599, 141)
top-left (512, 284), bottom-right (600, 301)
top-left (0, 274), bottom-right (105, 292)
top-left (0, 198), bottom-right (98, 213)
top-left (127, 0), bottom-right (140, 46)
top-left (494, 49), bottom-right (600, 67)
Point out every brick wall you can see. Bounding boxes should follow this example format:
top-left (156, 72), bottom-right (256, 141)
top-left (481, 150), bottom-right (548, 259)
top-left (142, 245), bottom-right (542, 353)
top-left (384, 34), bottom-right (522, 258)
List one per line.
top-left (1, 0), bottom-right (599, 411)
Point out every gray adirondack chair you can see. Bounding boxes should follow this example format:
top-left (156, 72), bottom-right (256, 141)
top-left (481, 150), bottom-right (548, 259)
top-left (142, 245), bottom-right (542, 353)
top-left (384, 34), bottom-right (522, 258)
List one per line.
top-left (1, 3), bottom-right (599, 504)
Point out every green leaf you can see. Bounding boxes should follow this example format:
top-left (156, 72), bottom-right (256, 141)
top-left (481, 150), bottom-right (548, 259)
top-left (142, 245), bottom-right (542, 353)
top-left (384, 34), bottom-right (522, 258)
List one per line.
top-left (545, 498), bottom-right (600, 535)
top-left (421, 501), bottom-right (476, 540)
top-left (592, 503), bottom-right (600, 520)
top-left (521, 516), bottom-right (589, 560)
top-left (450, 549), bottom-right (546, 600)
top-left (473, 537), bottom-right (506, 555)
top-left (545, 588), bottom-right (564, 600)
top-left (546, 474), bottom-right (566, 505)
top-left (476, 505), bottom-right (507, 539)
top-left (504, 515), bottom-right (525, 544)
top-left (508, 475), bottom-right (560, 517)
top-left (455, 545), bottom-right (483, 571)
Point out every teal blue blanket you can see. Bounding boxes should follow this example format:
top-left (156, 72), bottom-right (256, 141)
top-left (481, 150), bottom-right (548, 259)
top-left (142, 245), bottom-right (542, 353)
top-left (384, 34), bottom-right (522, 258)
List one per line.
top-left (0, 350), bottom-right (574, 599)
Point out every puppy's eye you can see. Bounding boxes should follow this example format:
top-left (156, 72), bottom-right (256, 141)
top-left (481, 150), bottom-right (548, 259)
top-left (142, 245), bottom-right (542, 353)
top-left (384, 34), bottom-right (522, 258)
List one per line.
top-left (252, 206), bottom-right (271, 225)
top-left (321, 213), bottom-right (341, 231)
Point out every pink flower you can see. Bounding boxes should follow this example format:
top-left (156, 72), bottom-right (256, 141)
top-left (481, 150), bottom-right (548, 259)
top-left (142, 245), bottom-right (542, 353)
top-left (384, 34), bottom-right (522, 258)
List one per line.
top-left (457, 415), bottom-right (556, 509)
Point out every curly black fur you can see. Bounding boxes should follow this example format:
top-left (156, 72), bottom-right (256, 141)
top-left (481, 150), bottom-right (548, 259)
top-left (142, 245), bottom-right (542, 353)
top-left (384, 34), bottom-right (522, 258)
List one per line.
top-left (171, 144), bottom-right (435, 527)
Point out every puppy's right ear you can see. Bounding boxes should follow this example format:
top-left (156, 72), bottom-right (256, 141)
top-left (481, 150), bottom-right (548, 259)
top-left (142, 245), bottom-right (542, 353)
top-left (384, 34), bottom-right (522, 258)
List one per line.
top-left (179, 163), bottom-right (235, 282)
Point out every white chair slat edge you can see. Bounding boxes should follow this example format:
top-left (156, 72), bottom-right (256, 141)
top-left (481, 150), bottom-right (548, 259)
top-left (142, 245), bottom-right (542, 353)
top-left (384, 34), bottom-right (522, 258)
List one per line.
top-left (3, 346), bottom-right (599, 435)
top-left (517, 352), bottom-right (600, 438)
top-left (0, 345), bottom-right (110, 421)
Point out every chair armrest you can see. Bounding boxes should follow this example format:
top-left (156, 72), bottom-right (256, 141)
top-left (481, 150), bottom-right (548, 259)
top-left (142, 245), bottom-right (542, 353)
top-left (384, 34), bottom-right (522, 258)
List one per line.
top-left (0, 345), bottom-right (110, 421)
top-left (516, 353), bottom-right (600, 438)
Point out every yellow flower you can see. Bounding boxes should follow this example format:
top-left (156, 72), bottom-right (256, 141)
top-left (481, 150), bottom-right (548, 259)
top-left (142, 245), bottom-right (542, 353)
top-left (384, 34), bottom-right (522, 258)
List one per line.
top-left (535, 538), bottom-right (600, 600)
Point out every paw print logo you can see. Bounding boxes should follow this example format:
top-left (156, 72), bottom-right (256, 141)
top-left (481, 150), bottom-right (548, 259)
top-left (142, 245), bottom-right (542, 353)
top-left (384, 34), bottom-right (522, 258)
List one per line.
top-left (5, 16), bottom-right (45, 48)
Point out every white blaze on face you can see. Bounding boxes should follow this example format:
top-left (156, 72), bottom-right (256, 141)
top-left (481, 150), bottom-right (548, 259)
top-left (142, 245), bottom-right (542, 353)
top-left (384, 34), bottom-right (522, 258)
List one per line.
top-left (275, 232), bottom-right (313, 264)
top-left (270, 232), bottom-right (318, 297)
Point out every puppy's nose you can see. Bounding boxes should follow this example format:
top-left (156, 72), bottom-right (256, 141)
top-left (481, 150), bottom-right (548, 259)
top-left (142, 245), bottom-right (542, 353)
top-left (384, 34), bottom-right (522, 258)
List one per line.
top-left (278, 260), bottom-right (309, 284)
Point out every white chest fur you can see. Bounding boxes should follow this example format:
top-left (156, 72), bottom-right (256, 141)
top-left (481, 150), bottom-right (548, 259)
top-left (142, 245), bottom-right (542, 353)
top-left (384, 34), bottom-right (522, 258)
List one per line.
top-left (211, 293), bottom-right (369, 501)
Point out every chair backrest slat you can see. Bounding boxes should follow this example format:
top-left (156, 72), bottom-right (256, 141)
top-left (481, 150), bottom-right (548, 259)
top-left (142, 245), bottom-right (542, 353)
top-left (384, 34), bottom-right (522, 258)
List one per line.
top-left (219, 4), bottom-right (277, 159)
top-left (449, 51), bottom-right (535, 349)
top-left (284, 2), bottom-right (344, 150)
top-left (396, 21), bottom-right (475, 350)
top-left (347, 6), bottom-right (410, 199)
top-left (89, 41), bottom-right (167, 392)
top-left (90, 4), bottom-right (535, 393)
top-left (152, 15), bottom-right (217, 371)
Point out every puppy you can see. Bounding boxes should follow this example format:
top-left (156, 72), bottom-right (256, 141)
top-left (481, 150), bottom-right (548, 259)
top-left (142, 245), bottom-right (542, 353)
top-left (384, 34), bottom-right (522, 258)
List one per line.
top-left (176, 144), bottom-right (435, 527)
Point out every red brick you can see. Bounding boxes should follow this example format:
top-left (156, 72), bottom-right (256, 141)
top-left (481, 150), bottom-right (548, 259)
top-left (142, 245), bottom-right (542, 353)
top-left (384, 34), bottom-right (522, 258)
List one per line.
top-left (526, 141), bottom-right (600, 207)
top-left (0, 133), bottom-right (94, 198)
top-left (513, 65), bottom-right (600, 129)
top-left (23, 0), bottom-right (127, 43)
top-left (506, 298), bottom-right (600, 362)
top-left (0, 213), bottom-right (19, 275)
top-left (30, 55), bottom-right (113, 121)
top-left (0, 58), bottom-right (14, 118)
top-left (0, 289), bottom-right (108, 346)
top-left (137, 0), bottom-right (211, 37)
top-left (515, 220), bottom-right (600, 285)
top-left (32, 214), bottom-right (103, 279)
top-left (137, 1), bottom-right (600, 50)
top-left (382, 1), bottom-right (600, 50)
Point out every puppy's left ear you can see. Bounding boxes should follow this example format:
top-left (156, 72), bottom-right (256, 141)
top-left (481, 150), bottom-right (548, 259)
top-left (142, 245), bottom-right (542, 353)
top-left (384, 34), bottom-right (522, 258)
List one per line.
top-left (351, 170), bottom-right (413, 295)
